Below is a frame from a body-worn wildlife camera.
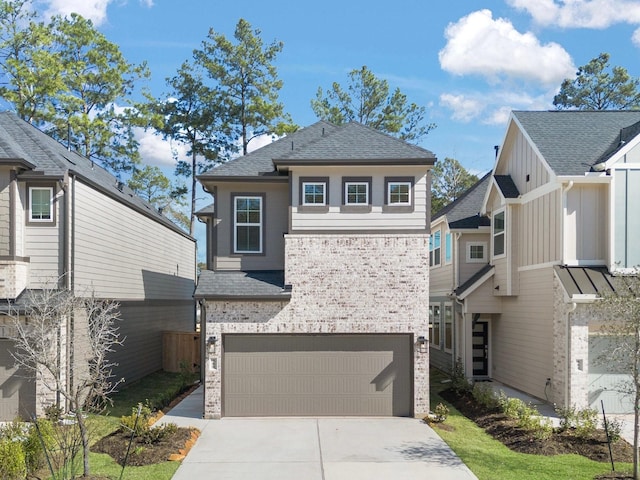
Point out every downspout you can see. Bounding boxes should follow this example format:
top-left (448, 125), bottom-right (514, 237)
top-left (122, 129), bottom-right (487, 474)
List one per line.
top-left (565, 301), bottom-right (577, 407)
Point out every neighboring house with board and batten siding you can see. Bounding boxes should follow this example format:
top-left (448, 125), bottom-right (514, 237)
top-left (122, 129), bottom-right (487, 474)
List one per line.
top-left (0, 112), bottom-right (197, 420)
top-left (444, 110), bottom-right (640, 414)
top-left (195, 121), bottom-right (435, 419)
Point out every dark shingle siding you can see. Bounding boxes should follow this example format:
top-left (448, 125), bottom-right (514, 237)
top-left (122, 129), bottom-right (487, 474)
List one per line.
top-left (494, 175), bottom-right (520, 198)
top-left (195, 270), bottom-right (290, 299)
top-left (513, 111), bottom-right (640, 176)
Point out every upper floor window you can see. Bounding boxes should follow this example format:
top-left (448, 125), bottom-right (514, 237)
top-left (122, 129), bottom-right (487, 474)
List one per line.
top-left (467, 242), bottom-right (487, 263)
top-left (345, 182), bottom-right (368, 205)
top-left (430, 229), bottom-right (441, 267)
top-left (493, 209), bottom-right (505, 257)
top-left (302, 182), bottom-right (326, 206)
top-left (429, 304), bottom-right (441, 349)
top-left (387, 181), bottom-right (411, 205)
top-left (29, 186), bottom-right (54, 223)
top-left (234, 195), bottom-right (263, 254)
top-left (445, 232), bottom-right (452, 263)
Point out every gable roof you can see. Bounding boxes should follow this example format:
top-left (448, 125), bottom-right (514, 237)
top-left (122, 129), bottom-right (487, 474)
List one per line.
top-left (0, 112), bottom-right (191, 238)
top-left (198, 121), bottom-right (436, 180)
top-left (433, 172), bottom-right (491, 229)
top-left (512, 110), bottom-right (640, 176)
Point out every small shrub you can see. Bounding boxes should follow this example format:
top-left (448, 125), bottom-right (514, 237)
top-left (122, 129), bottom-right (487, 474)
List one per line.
top-left (555, 405), bottom-right (576, 432)
top-left (500, 396), bottom-right (526, 420)
top-left (0, 439), bottom-right (27, 480)
top-left (472, 383), bottom-right (497, 409)
top-left (574, 408), bottom-right (598, 440)
top-left (24, 419), bottom-right (55, 474)
top-left (433, 403), bottom-right (449, 423)
top-left (140, 422), bottom-right (178, 445)
top-left (516, 403), bottom-right (538, 430)
top-left (44, 404), bottom-right (64, 423)
top-left (603, 417), bottom-right (623, 444)
top-left (532, 418), bottom-right (554, 441)
top-left (121, 404), bottom-right (153, 436)
top-left (451, 358), bottom-right (471, 395)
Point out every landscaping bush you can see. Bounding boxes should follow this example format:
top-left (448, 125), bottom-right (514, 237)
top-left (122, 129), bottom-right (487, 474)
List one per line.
top-left (451, 358), bottom-right (471, 395)
top-left (0, 438), bottom-right (26, 480)
top-left (433, 403), bottom-right (449, 423)
top-left (603, 416), bottom-right (623, 444)
top-left (472, 382), bottom-right (498, 409)
top-left (120, 403), bottom-right (179, 444)
top-left (555, 405), bottom-right (598, 440)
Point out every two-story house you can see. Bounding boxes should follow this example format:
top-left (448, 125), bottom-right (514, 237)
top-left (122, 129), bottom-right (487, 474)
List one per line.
top-left (0, 112), bottom-right (197, 420)
top-left (451, 110), bottom-right (640, 414)
top-left (195, 121), bottom-right (435, 418)
top-left (427, 173), bottom-right (494, 376)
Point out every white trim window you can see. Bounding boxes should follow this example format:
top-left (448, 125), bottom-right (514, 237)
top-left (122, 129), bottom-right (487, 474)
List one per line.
top-left (429, 304), bottom-right (441, 349)
top-left (430, 229), bottom-right (441, 267)
top-left (29, 186), bottom-right (53, 222)
top-left (493, 209), bottom-right (505, 257)
top-left (345, 182), bottom-right (368, 205)
top-left (234, 196), bottom-right (262, 253)
top-left (466, 242), bottom-right (487, 263)
top-left (444, 304), bottom-right (453, 352)
top-left (387, 181), bottom-right (411, 205)
top-left (445, 232), bottom-right (452, 264)
top-left (302, 182), bottom-right (326, 206)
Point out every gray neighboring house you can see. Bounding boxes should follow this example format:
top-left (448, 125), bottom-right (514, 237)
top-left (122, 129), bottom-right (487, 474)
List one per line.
top-left (195, 121), bottom-right (435, 418)
top-left (0, 112), bottom-right (197, 420)
top-left (451, 110), bottom-right (640, 414)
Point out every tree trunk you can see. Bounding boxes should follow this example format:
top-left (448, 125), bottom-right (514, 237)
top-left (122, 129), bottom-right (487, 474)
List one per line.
top-left (189, 148), bottom-right (197, 236)
top-left (76, 407), bottom-right (90, 478)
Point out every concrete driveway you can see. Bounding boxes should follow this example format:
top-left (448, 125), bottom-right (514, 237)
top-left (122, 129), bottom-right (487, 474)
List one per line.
top-left (161, 387), bottom-right (477, 480)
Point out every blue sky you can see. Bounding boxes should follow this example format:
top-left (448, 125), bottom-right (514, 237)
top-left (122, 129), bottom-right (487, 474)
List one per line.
top-left (29, 0), bottom-right (640, 257)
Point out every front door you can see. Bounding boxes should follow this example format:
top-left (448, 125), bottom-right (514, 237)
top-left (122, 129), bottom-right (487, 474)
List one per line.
top-left (472, 321), bottom-right (489, 377)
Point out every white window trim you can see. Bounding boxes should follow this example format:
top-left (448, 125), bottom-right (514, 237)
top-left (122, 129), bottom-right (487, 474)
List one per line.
top-left (302, 181), bottom-right (326, 206)
top-left (492, 208), bottom-right (506, 259)
top-left (233, 195), bottom-right (263, 254)
top-left (29, 186), bottom-right (54, 223)
top-left (443, 303), bottom-right (453, 353)
top-left (429, 304), bottom-right (442, 350)
top-left (387, 181), bottom-right (412, 205)
top-left (466, 241), bottom-right (487, 263)
top-left (344, 181), bottom-right (369, 205)
top-left (430, 229), bottom-right (442, 268)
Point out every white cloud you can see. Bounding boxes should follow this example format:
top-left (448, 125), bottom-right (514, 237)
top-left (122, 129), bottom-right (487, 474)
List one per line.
top-left (135, 128), bottom-right (185, 168)
top-left (507, 0), bottom-right (640, 28)
top-left (439, 9), bottom-right (575, 86)
top-left (633, 26), bottom-right (640, 46)
top-left (439, 94), bottom-right (485, 122)
top-left (39, 0), bottom-right (153, 26)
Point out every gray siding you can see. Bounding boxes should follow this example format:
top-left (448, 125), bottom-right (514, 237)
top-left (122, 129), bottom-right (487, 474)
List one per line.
top-left (0, 170), bottom-right (10, 256)
top-left (110, 299), bottom-right (195, 384)
top-left (499, 123), bottom-right (550, 192)
top-left (614, 169), bottom-right (640, 268)
top-left (521, 189), bottom-right (562, 266)
top-left (565, 184), bottom-right (607, 264)
top-left (72, 179), bottom-right (195, 299)
top-left (213, 182), bottom-right (288, 271)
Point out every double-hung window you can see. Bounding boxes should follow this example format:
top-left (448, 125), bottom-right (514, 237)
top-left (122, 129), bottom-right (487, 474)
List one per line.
top-left (429, 304), bottom-right (441, 349)
top-left (493, 210), bottom-right (505, 257)
top-left (467, 242), bottom-right (487, 263)
top-left (444, 304), bottom-right (453, 352)
top-left (234, 195), bottom-right (263, 254)
top-left (302, 182), bottom-right (326, 206)
top-left (29, 187), bottom-right (54, 223)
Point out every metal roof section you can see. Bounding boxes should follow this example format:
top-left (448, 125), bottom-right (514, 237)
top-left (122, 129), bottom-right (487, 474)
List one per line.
top-left (195, 270), bottom-right (291, 300)
top-left (553, 265), bottom-right (617, 301)
top-left (512, 111), bottom-right (640, 176)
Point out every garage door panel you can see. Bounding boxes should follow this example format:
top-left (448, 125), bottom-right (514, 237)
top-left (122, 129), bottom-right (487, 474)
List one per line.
top-left (223, 334), bottom-right (411, 416)
top-left (0, 339), bottom-right (36, 421)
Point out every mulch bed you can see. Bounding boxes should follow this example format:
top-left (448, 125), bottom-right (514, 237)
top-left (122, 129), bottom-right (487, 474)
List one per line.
top-left (438, 388), bottom-right (635, 465)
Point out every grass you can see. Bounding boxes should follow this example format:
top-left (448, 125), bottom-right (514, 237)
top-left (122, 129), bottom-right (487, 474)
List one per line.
top-left (429, 368), bottom-right (633, 480)
top-left (78, 370), bottom-right (198, 480)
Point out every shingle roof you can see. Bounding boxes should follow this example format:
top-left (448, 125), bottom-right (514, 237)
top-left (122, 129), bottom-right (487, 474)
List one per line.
top-left (513, 110), bottom-right (640, 176)
top-left (454, 264), bottom-right (494, 297)
top-left (198, 121), bottom-right (436, 179)
top-left (494, 175), bottom-right (520, 198)
top-left (194, 270), bottom-right (291, 299)
top-left (0, 112), bottom-right (190, 238)
top-left (433, 172), bottom-right (491, 228)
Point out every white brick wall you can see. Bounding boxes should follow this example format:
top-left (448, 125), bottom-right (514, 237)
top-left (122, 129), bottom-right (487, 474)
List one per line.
top-left (203, 234), bottom-right (430, 418)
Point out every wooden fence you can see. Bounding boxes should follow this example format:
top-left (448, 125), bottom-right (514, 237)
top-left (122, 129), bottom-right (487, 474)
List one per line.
top-left (162, 331), bottom-right (201, 373)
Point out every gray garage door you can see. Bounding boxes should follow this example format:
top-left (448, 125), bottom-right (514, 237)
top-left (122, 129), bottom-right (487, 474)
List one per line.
top-left (223, 334), bottom-right (412, 417)
top-left (0, 339), bottom-right (36, 421)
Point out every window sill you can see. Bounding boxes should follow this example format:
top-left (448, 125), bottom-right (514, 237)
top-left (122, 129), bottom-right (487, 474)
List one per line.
top-left (382, 205), bottom-right (414, 213)
top-left (340, 205), bottom-right (372, 213)
top-left (298, 205), bottom-right (330, 213)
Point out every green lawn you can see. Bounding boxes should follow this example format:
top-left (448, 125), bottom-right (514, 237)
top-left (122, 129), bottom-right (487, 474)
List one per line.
top-left (429, 369), bottom-right (633, 480)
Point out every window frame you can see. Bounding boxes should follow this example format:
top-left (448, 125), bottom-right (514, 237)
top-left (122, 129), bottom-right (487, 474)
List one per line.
top-left (430, 228), bottom-right (442, 267)
top-left (232, 194), bottom-right (264, 255)
top-left (299, 177), bottom-right (329, 209)
top-left (383, 176), bottom-right (415, 213)
top-left (466, 241), bottom-right (487, 263)
top-left (27, 185), bottom-right (55, 225)
top-left (492, 208), bottom-right (506, 258)
top-left (429, 304), bottom-right (441, 349)
top-left (444, 303), bottom-right (453, 353)
top-left (445, 232), bottom-right (452, 264)
top-left (341, 176), bottom-right (372, 212)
